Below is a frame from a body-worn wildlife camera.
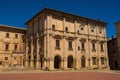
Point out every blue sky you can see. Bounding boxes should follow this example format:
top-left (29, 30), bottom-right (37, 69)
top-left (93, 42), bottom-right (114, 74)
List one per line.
top-left (0, 0), bottom-right (120, 38)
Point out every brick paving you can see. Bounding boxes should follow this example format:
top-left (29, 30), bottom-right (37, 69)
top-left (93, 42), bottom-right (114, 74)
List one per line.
top-left (0, 71), bottom-right (120, 80)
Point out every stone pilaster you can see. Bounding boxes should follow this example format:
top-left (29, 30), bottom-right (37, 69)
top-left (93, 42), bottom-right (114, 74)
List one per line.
top-left (63, 57), bottom-right (67, 70)
top-left (104, 41), bottom-right (110, 69)
top-left (36, 36), bottom-right (40, 69)
top-left (30, 38), bottom-right (34, 68)
top-left (25, 40), bottom-right (28, 68)
top-left (74, 20), bottom-right (78, 70)
top-left (88, 38), bottom-right (91, 69)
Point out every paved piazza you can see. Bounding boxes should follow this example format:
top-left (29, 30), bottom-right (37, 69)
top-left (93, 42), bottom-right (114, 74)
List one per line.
top-left (0, 71), bottom-right (120, 80)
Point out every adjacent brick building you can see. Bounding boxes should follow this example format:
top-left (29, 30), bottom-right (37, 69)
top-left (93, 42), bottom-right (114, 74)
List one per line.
top-left (107, 22), bottom-right (120, 70)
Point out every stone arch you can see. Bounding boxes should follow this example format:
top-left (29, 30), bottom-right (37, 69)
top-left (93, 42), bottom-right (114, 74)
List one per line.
top-left (81, 56), bottom-right (86, 68)
top-left (54, 55), bottom-right (61, 69)
top-left (67, 55), bottom-right (74, 68)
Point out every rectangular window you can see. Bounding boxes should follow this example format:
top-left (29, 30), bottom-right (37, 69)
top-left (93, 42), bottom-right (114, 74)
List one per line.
top-left (0, 61), bottom-right (2, 65)
top-left (92, 43), bottom-right (96, 51)
top-left (92, 57), bottom-right (97, 65)
top-left (100, 44), bottom-right (104, 51)
top-left (65, 27), bottom-right (68, 32)
top-left (15, 34), bottom-right (18, 38)
top-left (56, 39), bottom-right (60, 48)
top-left (52, 25), bottom-right (55, 30)
top-left (14, 44), bottom-right (18, 50)
top-left (6, 33), bottom-right (9, 38)
top-left (5, 44), bottom-right (9, 51)
top-left (68, 41), bottom-right (72, 50)
top-left (81, 42), bottom-right (85, 51)
top-left (78, 46), bottom-right (80, 50)
top-left (5, 57), bottom-right (8, 60)
top-left (101, 57), bottom-right (105, 65)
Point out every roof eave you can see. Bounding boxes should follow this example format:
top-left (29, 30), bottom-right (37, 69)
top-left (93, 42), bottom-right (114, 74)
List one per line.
top-left (25, 8), bottom-right (107, 25)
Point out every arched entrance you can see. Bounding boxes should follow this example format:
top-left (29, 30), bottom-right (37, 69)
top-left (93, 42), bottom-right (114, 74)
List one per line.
top-left (115, 61), bottom-right (118, 69)
top-left (54, 55), bottom-right (61, 69)
top-left (67, 55), bottom-right (74, 68)
top-left (81, 56), bottom-right (85, 68)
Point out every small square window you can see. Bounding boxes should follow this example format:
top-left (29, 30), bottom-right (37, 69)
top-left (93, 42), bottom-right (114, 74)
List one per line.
top-left (15, 34), bottom-right (18, 38)
top-left (99, 31), bottom-right (102, 33)
top-left (52, 25), bottom-right (55, 30)
top-left (14, 57), bottom-right (17, 60)
top-left (91, 30), bottom-right (94, 32)
top-left (65, 27), bottom-right (68, 32)
top-left (77, 30), bottom-right (79, 33)
top-left (81, 28), bottom-right (84, 30)
top-left (5, 57), bottom-right (8, 60)
top-left (6, 33), bottom-right (9, 38)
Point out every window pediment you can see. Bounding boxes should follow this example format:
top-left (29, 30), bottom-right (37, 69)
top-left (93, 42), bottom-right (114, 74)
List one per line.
top-left (80, 38), bottom-right (86, 42)
top-left (53, 35), bottom-right (63, 39)
top-left (91, 39), bottom-right (98, 43)
top-left (66, 36), bottom-right (76, 40)
top-left (99, 40), bottom-right (105, 44)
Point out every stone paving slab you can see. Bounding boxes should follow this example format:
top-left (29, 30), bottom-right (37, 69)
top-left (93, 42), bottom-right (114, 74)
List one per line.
top-left (0, 72), bottom-right (120, 80)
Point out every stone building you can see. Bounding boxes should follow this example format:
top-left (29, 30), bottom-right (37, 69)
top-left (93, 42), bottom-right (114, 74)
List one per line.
top-left (0, 24), bottom-right (26, 69)
top-left (25, 8), bottom-right (109, 70)
top-left (107, 22), bottom-right (120, 70)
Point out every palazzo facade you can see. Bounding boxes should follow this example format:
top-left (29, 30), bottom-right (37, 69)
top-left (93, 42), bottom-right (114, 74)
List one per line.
top-left (25, 8), bottom-right (109, 70)
top-left (0, 24), bottom-right (26, 69)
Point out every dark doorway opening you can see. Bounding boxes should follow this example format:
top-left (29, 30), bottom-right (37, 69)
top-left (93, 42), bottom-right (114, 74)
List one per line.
top-left (68, 55), bottom-right (74, 68)
top-left (54, 55), bottom-right (61, 69)
top-left (81, 56), bottom-right (85, 68)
